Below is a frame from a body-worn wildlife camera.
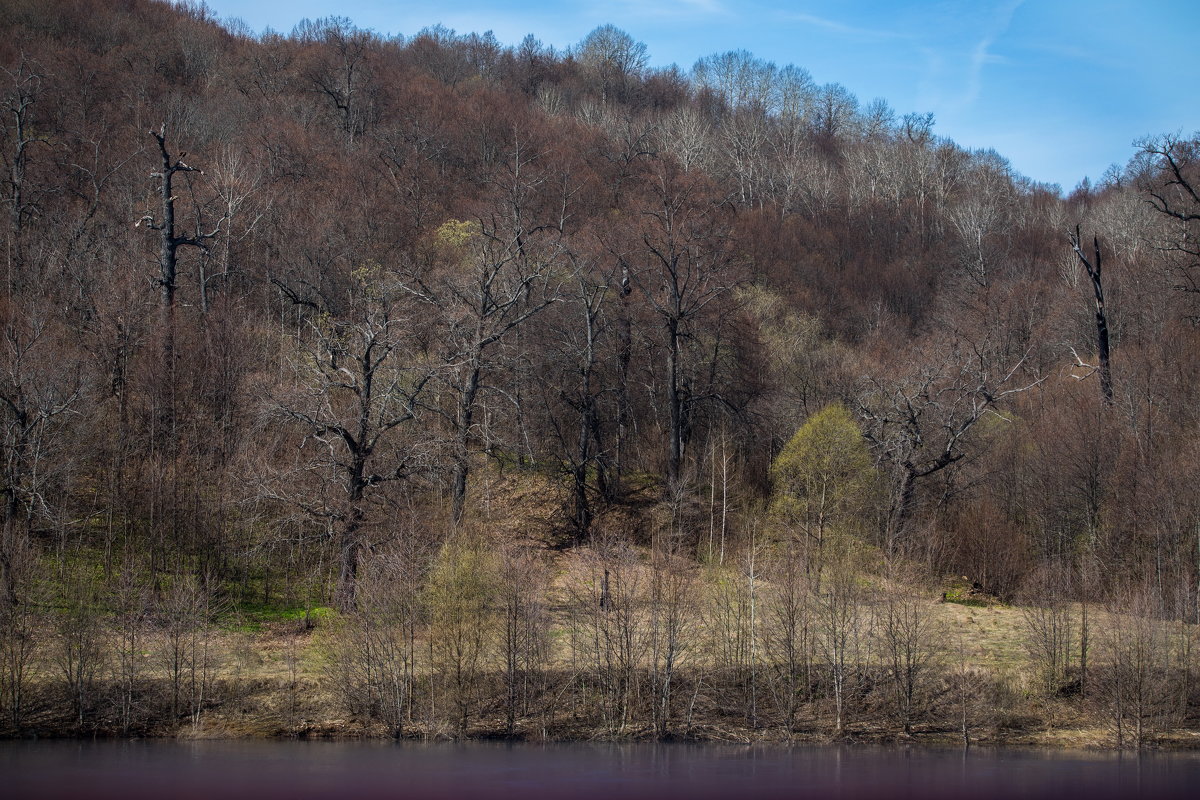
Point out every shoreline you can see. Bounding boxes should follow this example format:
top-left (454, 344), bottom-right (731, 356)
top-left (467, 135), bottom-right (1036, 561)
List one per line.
top-left (4, 675), bottom-right (1198, 752)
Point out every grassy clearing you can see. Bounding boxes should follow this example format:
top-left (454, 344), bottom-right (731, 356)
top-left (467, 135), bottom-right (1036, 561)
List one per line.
top-left (936, 601), bottom-right (1029, 672)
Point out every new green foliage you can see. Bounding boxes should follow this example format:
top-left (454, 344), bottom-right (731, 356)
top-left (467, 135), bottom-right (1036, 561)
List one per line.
top-left (770, 403), bottom-right (876, 562)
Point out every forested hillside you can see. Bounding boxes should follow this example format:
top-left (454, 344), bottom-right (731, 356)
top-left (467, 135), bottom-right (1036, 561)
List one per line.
top-left (2, 0), bottom-right (1199, 744)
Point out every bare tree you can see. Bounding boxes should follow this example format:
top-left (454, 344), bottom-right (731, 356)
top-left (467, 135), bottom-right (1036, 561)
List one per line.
top-left (535, 251), bottom-right (617, 538)
top-left (1020, 562), bottom-right (1077, 695)
top-left (648, 524), bottom-right (697, 737)
top-left (628, 164), bottom-right (737, 492)
top-left (949, 631), bottom-right (990, 747)
top-left (875, 577), bottom-right (942, 735)
top-left (1096, 587), bottom-right (1181, 749)
top-left (0, 315), bottom-right (80, 607)
top-left (498, 544), bottom-right (551, 736)
top-left (54, 566), bottom-right (105, 730)
top-left (0, 586), bottom-right (38, 732)
top-left (702, 544), bottom-right (757, 725)
top-left (1, 57), bottom-right (45, 291)
top-left (156, 572), bottom-right (218, 725)
top-left (109, 562), bottom-right (151, 734)
top-left (858, 337), bottom-right (1042, 557)
top-left (575, 25), bottom-right (648, 103)
top-left (658, 107), bottom-right (712, 173)
top-left (566, 535), bottom-right (642, 735)
top-left (691, 50), bottom-right (778, 113)
top-left (298, 17), bottom-right (379, 144)
top-left (427, 530), bottom-right (500, 735)
top-left (815, 544), bottom-right (866, 737)
top-left (269, 273), bottom-right (433, 611)
top-left (401, 143), bottom-right (566, 524)
top-left (1134, 134), bottom-right (1200, 303)
top-left (137, 126), bottom-right (223, 446)
top-left (1068, 226), bottom-right (1114, 404)
top-left (330, 541), bottom-right (432, 737)
top-left (762, 541), bottom-right (815, 733)
top-left (139, 126), bottom-right (223, 316)
top-left (201, 144), bottom-right (267, 313)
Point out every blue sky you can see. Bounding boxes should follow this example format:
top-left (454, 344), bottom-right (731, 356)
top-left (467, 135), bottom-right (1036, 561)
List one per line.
top-left (203, 0), bottom-right (1200, 191)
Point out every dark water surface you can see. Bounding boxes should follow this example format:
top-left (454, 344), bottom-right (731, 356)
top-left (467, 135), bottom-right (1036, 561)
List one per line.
top-left (3, 739), bottom-right (1199, 800)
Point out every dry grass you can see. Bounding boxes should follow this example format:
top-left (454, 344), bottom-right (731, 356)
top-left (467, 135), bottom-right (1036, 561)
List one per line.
top-left (935, 601), bottom-right (1030, 672)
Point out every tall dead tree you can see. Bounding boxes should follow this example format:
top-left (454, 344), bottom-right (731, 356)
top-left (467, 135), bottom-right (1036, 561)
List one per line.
top-left (141, 125), bottom-right (221, 316)
top-left (138, 126), bottom-right (222, 441)
top-left (1069, 226), bottom-right (1114, 405)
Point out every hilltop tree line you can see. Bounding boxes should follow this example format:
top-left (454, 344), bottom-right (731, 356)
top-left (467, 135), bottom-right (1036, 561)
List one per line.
top-left (0, 0), bottom-right (1198, 741)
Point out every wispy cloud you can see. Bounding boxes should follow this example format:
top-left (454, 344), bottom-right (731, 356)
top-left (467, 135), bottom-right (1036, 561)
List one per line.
top-left (961, 0), bottom-right (1024, 107)
top-left (914, 0), bottom-right (1025, 115)
top-left (963, 37), bottom-right (998, 106)
top-left (782, 11), bottom-right (910, 41)
top-left (1019, 40), bottom-right (1123, 70)
top-left (595, 0), bottom-right (730, 20)
top-left (678, 0), bottom-right (725, 13)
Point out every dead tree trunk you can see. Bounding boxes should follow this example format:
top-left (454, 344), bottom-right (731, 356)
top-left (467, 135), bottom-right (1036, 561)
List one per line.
top-left (144, 126), bottom-right (219, 313)
top-left (1069, 226), bottom-right (1113, 405)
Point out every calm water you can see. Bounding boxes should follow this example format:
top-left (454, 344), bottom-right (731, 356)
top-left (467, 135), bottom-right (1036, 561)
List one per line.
top-left (2, 739), bottom-right (1199, 800)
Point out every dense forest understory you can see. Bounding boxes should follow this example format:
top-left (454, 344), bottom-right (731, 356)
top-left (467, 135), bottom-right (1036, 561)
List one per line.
top-left (2, 0), bottom-right (1200, 747)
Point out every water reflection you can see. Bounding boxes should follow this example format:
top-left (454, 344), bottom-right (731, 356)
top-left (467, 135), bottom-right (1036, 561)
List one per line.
top-left (2, 740), bottom-right (1198, 800)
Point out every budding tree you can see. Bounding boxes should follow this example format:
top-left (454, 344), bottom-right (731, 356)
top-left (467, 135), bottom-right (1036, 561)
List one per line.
top-left (769, 403), bottom-right (875, 584)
